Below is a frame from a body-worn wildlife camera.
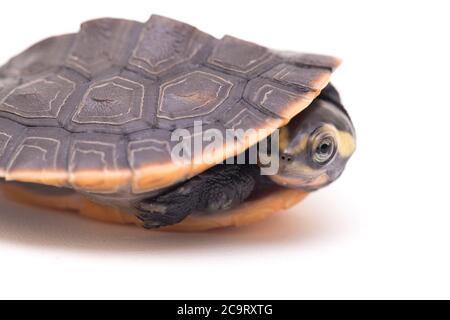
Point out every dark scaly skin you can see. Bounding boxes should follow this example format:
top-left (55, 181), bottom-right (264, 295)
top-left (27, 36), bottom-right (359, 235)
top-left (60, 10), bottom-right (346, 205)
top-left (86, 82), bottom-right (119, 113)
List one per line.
top-left (137, 164), bottom-right (261, 229)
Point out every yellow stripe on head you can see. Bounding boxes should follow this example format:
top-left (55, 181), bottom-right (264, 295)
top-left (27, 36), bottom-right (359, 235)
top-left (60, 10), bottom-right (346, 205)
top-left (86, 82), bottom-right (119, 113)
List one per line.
top-left (320, 124), bottom-right (356, 158)
top-left (279, 126), bottom-right (290, 151)
top-left (336, 130), bottom-right (356, 158)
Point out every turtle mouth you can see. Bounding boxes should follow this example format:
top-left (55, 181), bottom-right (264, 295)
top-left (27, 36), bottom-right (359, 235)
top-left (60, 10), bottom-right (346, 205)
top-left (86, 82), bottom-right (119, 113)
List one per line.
top-left (269, 173), bottom-right (329, 191)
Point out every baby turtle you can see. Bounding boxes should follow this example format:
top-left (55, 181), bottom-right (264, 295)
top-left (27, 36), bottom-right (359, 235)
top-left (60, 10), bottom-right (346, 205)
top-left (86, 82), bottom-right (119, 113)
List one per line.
top-left (0, 15), bottom-right (355, 231)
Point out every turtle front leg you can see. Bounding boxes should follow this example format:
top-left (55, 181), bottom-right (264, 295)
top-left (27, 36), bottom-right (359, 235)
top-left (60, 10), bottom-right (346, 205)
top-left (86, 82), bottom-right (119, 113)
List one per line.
top-left (136, 164), bottom-right (260, 229)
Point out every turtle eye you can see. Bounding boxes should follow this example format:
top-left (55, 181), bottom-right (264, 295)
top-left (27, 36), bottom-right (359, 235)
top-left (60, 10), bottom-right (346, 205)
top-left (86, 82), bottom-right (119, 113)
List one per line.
top-left (312, 133), bottom-right (336, 165)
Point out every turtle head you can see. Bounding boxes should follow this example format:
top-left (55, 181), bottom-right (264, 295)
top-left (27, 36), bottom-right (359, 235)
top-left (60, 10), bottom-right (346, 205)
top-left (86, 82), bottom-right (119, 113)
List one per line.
top-left (270, 99), bottom-right (356, 191)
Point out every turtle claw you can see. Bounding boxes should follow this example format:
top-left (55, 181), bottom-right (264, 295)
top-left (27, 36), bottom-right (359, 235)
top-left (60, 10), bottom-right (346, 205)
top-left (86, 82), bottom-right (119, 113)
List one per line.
top-left (138, 202), bottom-right (168, 214)
top-left (137, 203), bottom-right (170, 229)
top-left (141, 220), bottom-right (165, 229)
top-left (136, 197), bottom-right (194, 229)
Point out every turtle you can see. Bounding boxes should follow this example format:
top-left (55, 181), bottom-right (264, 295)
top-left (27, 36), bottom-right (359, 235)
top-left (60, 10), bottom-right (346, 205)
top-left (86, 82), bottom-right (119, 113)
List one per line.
top-left (0, 14), bottom-right (355, 232)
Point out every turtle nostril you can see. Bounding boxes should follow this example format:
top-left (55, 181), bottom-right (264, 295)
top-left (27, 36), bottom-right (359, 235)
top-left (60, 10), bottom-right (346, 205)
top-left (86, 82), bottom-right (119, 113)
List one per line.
top-left (281, 153), bottom-right (293, 162)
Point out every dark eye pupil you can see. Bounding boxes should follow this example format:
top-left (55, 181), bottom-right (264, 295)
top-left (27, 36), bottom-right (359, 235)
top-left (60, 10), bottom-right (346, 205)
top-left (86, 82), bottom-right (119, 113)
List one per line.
top-left (319, 142), bottom-right (330, 154)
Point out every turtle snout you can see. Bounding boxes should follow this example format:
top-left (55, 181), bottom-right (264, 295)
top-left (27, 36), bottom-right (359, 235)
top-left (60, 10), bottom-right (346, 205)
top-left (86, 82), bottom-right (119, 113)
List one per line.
top-left (280, 153), bottom-right (294, 163)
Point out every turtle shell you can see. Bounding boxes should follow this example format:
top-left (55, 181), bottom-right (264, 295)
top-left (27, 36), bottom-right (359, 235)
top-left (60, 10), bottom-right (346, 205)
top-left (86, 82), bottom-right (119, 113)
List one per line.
top-left (0, 15), bottom-right (340, 195)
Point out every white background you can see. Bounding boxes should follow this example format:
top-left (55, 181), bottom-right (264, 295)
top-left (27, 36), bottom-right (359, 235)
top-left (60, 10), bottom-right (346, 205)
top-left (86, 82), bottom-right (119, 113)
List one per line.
top-left (0, 0), bottom-right (449, 300)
